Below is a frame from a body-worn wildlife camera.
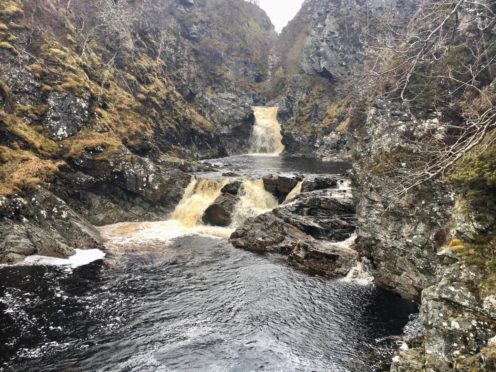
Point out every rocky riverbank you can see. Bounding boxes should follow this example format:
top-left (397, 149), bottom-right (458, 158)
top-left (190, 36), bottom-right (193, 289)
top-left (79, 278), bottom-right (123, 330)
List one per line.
top-left (230, 176), bottom-right (358, 278)
top-left (354, 100), bottom-right (496, 370)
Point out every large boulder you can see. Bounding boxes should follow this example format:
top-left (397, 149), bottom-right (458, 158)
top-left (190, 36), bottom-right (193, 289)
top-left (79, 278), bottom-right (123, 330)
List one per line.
top-left (230, 212), bottom-right (357, 277)
top-left (221, 181), bottom-right (242, 195)
top-left (202, 193), bottom-right (240, 227)
top-left (230, 187), bottom-right (358, 277)
top-left (262, 175), bottom-right (300, 202)
top-left (279, 189), bottom-right (356, 241)
top-left (301, 176), bottom-right (339, 192)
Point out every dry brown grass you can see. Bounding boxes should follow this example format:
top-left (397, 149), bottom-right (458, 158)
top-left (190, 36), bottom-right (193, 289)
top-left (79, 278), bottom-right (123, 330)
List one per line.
top-left (63, 131), bottom-right (123, 160)
top-left (0, 110), bottom-right (57, 155)
top-left (0, 146), bottom-right (61, 196)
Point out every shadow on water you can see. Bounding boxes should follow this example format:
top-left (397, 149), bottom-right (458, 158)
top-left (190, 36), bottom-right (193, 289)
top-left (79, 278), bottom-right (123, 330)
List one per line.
top-left (0, 236), bottom-right (416, 372)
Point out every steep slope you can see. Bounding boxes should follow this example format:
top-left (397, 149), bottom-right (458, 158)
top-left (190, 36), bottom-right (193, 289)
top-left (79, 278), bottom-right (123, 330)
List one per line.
top-left (351, 0), bottom-right (496, 370)
top-left (269, 0), bottom-right (419, 156)
top-left (0, 0), bottom-right (276, 262)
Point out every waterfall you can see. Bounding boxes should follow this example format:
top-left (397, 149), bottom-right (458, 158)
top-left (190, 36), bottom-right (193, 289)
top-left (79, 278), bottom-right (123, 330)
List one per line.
top-left (100, 177), bottom-right (284, 247)
top-left (171, 178), bottom-right (229, 227)
top-left (231, 180), bottom-right (279, 227)
top-left (250, 107), bottom-right (285, 155)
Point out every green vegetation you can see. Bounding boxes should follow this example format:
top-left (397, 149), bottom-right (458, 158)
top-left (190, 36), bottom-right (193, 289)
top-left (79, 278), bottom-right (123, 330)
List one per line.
top-left (451, 130), bottom-right (496, 189)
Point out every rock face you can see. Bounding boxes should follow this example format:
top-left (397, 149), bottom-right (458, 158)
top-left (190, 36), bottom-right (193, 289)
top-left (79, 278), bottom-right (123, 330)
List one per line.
top-left (269, 0), bottom-right (420, 156)
top-left (52, 150), bottom-right (192, 226)
top-left (0, 188), bottom-right (103, 263)
top-left (44, 92), bottom-right (91, 140)
top-left (230, 182), bottom-right (357, 277)
top-left (355, 101), bottom-right (496, 370)
top-left (354, 101), bottom-right (455, 299)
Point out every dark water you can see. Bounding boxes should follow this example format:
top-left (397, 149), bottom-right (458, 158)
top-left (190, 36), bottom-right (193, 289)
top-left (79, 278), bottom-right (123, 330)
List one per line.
top-left (0, 155), bottom-right (414, 371)
top-left (0, 237), bottom-right (414, 372)
top-left (204, 155), bottom-right (352, 178)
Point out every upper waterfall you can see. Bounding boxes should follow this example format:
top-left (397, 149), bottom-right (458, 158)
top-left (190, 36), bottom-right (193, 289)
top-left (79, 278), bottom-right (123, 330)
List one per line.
top-left (250, 107), bottom-right (285, 155)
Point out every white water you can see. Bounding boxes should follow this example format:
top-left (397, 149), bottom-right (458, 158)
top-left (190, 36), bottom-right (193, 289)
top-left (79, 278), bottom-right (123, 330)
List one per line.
top-left (100, 177), bottom-right (297, 249)
top-left (340, 235), bottom-right (374, 286)
top-left (250, 107), bottom-right (285, 155)
top-left (22, 249), bottom-right (106, 268)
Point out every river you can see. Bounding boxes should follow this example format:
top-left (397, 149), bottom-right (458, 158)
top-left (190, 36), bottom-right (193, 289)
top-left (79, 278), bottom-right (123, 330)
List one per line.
top-left (0, 108), bottom-right (415, 372)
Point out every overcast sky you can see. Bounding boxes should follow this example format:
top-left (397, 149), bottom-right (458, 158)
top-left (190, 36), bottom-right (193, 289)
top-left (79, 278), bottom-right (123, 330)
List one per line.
top-left (256, 0), bottom-right (306, 32)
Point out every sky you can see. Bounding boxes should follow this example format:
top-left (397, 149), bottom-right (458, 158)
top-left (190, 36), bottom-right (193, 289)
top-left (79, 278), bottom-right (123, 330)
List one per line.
top-left (256, 0), bottom-right (306, 32)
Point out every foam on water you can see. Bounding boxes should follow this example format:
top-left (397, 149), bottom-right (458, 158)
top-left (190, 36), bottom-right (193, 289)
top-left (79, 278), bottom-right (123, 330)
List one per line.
top-left (22, 249), bottom-right (106, 268)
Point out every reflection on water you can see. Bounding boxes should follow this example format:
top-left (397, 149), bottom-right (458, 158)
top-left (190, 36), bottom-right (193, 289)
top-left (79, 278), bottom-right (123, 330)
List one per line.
top-left (205, 155), bottom-right (352, 178)
top-left (0, 237), bottom-right (415, 371)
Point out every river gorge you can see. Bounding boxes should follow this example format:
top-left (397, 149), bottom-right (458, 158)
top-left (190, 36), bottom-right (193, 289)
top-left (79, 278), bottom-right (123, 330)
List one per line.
top-left (0, 108), bottom-right (417, 371)
top-left (1, 0), bottom-right (494, 371)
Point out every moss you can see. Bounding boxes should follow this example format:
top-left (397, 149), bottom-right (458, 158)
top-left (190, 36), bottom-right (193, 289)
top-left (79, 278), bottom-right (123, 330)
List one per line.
top-left (448, 235), bottom-right (496, 298)
top-left (450, 130), bottom-right (496, 189)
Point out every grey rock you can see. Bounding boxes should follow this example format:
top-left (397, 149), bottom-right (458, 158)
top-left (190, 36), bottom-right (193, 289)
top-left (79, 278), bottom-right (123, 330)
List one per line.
top-left (0, 188), bottom-right (103, 263)
top-left (301, 176), bottom-right (339, 192)
top-left (230, 211), bottom-right (357, 278)
top-left (230, 187), bottom-right (357, 277)
top-left (44, 92), bottom-right (91, 140)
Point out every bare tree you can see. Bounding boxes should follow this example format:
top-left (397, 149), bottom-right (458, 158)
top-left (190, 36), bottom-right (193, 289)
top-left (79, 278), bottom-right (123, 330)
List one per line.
top-left (362, 0), bottom-right (496, 197)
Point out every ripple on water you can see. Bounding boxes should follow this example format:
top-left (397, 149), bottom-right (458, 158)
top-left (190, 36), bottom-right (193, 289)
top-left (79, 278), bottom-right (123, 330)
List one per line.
top-left (0, 235), bottom-right (416, 371)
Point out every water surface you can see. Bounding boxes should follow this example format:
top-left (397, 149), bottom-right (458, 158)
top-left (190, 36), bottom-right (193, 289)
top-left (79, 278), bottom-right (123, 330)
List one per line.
top-left (0, 236), bottom-right (414, 372)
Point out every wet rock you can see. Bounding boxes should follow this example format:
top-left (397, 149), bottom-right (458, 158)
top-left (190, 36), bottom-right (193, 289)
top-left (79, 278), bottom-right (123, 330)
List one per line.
top-left (221, 181), bottom-right (242, 195)
top-left (0, 188), bottom-right (103, 263)
top-left (301, 176), bottom-right (339, 192)
top-left (280, 188), bottom-right (356, 240)
top-left (222, 172), bottom-right (241, 177)
top-left (178, 0), bottom-right (195, 6)
top-left (230, 187), bottom-right (357, 277)
top-left (54, 151), bottom-right (191, 225)
top-left (230, 211), bottom-right (357, 278)
top-left (43, 92), bottom-right (91, 140)
top-left (263, 175), bottom-right (300, 203)
top-left (202, 193), bottom-right (240, 227)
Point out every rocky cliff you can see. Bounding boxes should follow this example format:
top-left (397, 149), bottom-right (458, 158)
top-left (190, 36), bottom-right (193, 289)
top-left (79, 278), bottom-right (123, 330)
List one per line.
top-left (268, 0), bottom-right (419, 157)
top-left (0, 0), bottom-right (276, 262)
top-left (352, 0), bottom-right (496, 369)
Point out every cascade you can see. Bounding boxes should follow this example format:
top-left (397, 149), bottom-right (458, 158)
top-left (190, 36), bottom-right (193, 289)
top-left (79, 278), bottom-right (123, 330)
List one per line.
top-left (250, 107), bottom-right (285, 155)
top-left (231, 180), bottom-right (279, 227)
top-left (171, 178), bottom-right (229, 227)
